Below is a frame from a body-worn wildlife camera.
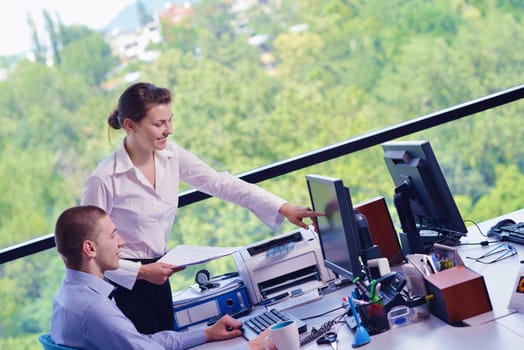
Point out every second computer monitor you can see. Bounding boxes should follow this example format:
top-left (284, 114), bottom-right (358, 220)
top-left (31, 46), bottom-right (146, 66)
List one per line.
top-left (382, 140), bottom-right (467, 253)
top-left (306, 174), bottom-right (363, 281)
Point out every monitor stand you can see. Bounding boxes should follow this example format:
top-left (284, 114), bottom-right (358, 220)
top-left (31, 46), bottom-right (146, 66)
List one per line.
top-left (393, 183), bottom-right (425, 254)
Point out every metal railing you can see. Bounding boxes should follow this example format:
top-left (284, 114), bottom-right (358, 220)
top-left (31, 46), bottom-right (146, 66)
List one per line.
top-left (1, 83), bottom-right (524, 265)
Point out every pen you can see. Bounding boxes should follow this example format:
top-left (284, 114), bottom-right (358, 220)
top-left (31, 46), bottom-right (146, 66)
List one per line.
top-left (425, 255), bottom-right (435, 274)
top-left (374, 282), bottom-right (382, 298)
top-left (352, 289), bottom-right (362, 301)
top-left (369, 279), bottom-right (378, 301)
top-left (352, 277), bottom-right (370, 299)
top-left (431, 253), bottom-right (441, 272)
top-left (351, 297), bottom-right (369, 305)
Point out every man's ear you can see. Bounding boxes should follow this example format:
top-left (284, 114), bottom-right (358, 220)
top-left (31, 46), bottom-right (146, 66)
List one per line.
top-left (82, 240), bottom-right (97, 258)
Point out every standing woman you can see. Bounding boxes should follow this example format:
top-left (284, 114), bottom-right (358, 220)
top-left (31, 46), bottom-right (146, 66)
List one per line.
top-left (81, 82), bottom-right (322, 334)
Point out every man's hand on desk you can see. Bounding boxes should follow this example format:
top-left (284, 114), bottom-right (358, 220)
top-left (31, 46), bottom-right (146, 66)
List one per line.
top-left (137, 262), bottom-right (185, 285)
top-left (205, 314), bottom-right (243, 341)
top-left (204, 315), bottom-right (276, 350)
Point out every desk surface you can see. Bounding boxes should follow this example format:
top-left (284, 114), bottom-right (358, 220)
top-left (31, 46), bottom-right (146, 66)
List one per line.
top-left (191, 209), bottom-right (524, 349)
top-left (459, 209), bottom-right (524, 324)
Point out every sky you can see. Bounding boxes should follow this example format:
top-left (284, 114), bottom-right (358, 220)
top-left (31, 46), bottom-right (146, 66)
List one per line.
top-left (0, 0), bottom-right (134, 56)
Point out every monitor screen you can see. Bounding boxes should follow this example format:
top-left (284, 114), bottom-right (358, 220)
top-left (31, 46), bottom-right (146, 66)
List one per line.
top-left (306, 174), bottom-right (363, 281)
top-left (382, 140), bottom-right (467, 253)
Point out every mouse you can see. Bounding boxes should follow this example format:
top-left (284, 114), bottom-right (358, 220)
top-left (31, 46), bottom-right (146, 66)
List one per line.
top-left (487, 218), bottom-right (516, 237)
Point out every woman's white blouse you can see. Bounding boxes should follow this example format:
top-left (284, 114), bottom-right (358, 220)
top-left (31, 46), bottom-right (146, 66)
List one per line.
top-left (81, 141), bottom-right (286, 289)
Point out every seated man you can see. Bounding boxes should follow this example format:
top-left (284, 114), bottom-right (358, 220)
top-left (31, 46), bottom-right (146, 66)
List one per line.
top-left (50, 205), bottom-right (274, 350)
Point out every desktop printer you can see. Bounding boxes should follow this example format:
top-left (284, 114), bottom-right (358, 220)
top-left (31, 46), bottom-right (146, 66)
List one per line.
top-left (233, 228), bottom-right (335, 304)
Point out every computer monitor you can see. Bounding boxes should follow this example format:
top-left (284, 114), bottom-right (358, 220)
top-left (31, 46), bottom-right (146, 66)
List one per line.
top-left (382, 140), bottom-right (467, 253)
top-left (306, 174), bottom-right (364, 281)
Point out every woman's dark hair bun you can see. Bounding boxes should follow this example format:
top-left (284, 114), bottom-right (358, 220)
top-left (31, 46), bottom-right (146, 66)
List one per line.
top-left (107, 110), bottom-right (122, 129)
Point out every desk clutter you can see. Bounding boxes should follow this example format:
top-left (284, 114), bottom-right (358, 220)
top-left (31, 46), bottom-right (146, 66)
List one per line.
top-left (171, 275), bottom-right (252, 330)
top-left (401, 243), bottom-right (492, 325)
top-left (169, 220), bottom-right (491, 346)
top-left (163, 155), bottom-right (524, 348)
top-left (171, 228), bottom-right (332, 331)
top-left (168, 228), bottom-right (496, 348)
top-left (336, 242), bottom-right (493, 347)
top-left (168, 166), bottom-right (514, 347)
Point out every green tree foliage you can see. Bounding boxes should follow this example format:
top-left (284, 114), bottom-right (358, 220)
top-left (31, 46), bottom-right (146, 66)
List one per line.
top-left (59, 24), bottom-right (94, 47)
top-left (470, 165), bottom-right (524, 220)
top-left (26, 13), bottom-right (46, 64)
top-left (160, 17), bottom-right (198, 53)
top-left (59, 29), bottom-right (118, 86)
top-left (42, 9), bottom-right (62, 65)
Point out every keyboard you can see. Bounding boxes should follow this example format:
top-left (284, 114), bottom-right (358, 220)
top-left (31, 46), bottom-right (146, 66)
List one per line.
top-left (498, 222), bottom-right (524, 244)
top-left (241, 308), bottom-right (307, 340)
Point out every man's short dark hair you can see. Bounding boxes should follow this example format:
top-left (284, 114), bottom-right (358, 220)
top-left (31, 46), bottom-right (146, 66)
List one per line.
top-left (54, 205), bottom-right (107, 269)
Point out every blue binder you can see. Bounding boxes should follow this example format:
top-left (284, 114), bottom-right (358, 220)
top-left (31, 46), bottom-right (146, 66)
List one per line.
top-left (172, 279), bottom-right (251, 330)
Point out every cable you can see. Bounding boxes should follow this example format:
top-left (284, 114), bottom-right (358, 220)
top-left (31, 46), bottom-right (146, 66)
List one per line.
top-left (459, 240), bottom-right (500, 246)
top-left (300, 305), bottom-right (344, 321)
top-left (299, 310), bottom-right (347, 346)
top-left (463, 219), bottom-right (485, 237)
top-left (459, 219), bottom-right (503, 246)
top-left (388, 249), bottom-right (405, 264)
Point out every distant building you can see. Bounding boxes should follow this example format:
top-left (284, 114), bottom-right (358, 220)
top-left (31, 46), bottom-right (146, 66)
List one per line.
top-left (104, 2), bottom-right (194, 63)
top-left (159, 2), bottom-right (193, 25)
top-left (105, 20), bottom-right (162, 63)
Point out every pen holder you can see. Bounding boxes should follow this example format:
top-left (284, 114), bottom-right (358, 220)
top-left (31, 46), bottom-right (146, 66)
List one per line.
top-left (356, 298), bottom-right (390, 335)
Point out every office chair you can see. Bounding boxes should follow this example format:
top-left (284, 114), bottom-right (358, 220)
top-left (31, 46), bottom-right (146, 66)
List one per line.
top-left (38, 333), bottom-right (78, 350)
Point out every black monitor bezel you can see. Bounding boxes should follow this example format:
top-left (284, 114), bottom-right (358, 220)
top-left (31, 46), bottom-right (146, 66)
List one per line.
top-left (306, 174), bottom-right (363, 281)
top-left (382, 140), bottom-right (467, 252)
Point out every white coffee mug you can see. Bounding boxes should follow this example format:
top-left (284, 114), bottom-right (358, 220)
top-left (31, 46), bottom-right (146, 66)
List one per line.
top-left (263, 320), bottom-right (300, 350)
